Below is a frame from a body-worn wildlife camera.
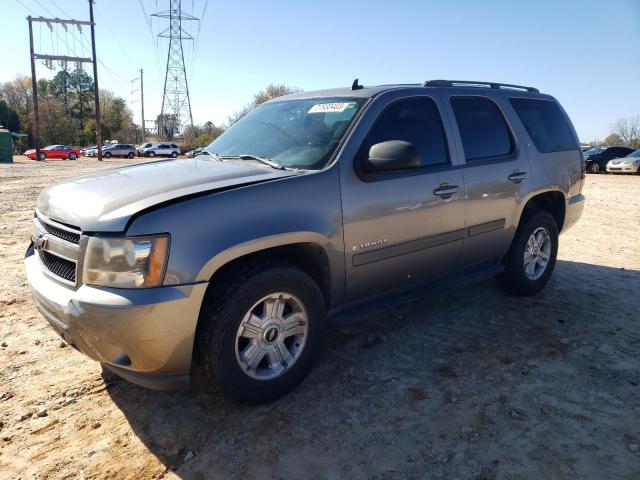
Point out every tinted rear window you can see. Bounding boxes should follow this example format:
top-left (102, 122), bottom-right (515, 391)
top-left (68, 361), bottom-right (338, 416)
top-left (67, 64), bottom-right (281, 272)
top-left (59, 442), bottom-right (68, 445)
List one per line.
top-left (450, 97), bottom-right (513, 161)
top-left (509, 98), bottom-right (577, 153)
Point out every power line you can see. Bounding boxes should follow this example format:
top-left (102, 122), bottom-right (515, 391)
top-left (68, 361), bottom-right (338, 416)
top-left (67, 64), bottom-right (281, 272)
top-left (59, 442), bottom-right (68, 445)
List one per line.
top-left (93, 5), bottom-right (136, 65)
top-left (137, 0), bottom-right (164, 77)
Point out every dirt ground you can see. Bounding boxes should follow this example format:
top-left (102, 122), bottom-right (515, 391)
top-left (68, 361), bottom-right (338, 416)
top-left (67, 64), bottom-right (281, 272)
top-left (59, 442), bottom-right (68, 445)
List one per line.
top-left (1, 156), bottom-right (639, 480)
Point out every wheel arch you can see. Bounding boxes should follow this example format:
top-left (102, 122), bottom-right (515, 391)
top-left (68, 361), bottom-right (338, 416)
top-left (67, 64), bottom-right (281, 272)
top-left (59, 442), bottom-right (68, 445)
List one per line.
top-left (197, 233), bottom-right (339, 310)
top-left (518, 189), bottom-right (566, 232)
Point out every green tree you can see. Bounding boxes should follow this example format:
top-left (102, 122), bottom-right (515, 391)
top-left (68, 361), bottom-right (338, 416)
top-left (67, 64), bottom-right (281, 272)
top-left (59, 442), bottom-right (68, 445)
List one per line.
top-left (602, 133), bottom-right (623, 146)
top-left (0, 100), bottom-right (21, 132)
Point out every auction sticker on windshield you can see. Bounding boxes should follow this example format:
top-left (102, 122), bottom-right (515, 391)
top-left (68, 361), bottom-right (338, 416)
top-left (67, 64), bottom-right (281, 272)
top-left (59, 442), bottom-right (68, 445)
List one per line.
top-left (308, 102), bottom-right (353, 114)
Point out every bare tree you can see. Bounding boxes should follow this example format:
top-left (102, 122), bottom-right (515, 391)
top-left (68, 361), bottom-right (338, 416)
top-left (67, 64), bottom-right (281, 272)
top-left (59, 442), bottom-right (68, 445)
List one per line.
top-left (613, 116), bottom-right (640, 148)
top-left (228, 84), bottom-right (302, 125)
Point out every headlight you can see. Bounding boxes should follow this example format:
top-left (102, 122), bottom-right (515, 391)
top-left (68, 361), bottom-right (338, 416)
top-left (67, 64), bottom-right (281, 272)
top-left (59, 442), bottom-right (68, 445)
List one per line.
top-left (82, 235), bottom-right (170, 288)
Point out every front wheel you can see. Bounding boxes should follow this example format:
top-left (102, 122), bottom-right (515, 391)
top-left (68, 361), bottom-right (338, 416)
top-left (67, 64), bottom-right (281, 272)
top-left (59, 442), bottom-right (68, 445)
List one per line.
top-left (590, 162), bottom-right (600, 174)
top-left (196, 262), bottom-right (326, 404)
top-left (127, 152), bottom-right (135, 159)
top-left (147, 151), bottom-right (155, 157)
top-left (104, 152), bottom-right (112, 158)
top-left (38, 152), bottom-right (46, 161)
top-left (496, 211), bottom-right (558, 296)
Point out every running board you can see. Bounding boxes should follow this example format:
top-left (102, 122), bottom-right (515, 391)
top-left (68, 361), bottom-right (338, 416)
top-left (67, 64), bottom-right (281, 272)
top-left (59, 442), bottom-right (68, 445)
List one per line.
top-left (332, 260), bottom-right (504, 320)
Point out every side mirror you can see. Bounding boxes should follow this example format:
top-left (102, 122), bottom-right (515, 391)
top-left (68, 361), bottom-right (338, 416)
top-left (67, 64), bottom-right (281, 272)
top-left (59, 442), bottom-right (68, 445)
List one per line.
top-left (361, 140), bottom-right (421, 173)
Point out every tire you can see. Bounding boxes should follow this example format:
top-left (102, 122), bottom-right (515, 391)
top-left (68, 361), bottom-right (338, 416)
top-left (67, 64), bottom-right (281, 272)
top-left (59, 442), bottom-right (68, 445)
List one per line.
top-left (590, 162), bottom-right (600, 174)
top-left (171, 151), bottom-right (178, 158)
top-left (38, 152), bottom-right (46, 161)
top-left (127, 152), bottom-right (135, 159)
top-left (68, 153), bottom-right (77, 160)
top-left (196, 261), bottom-right (327, 404)
top-left (496, 211), bottom-right (558, 296)
top-left (148, 151), bottom-right (155, 157)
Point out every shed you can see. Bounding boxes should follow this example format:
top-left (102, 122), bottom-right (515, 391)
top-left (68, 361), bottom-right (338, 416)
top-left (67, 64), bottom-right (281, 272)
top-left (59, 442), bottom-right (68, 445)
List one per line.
top-left (0, 129), bottom-right (12, 163)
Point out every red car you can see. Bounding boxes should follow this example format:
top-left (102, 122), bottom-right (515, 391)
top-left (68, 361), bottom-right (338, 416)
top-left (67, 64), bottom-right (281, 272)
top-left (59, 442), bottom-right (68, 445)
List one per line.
top-left (24, 145), bottom-right (81, 161)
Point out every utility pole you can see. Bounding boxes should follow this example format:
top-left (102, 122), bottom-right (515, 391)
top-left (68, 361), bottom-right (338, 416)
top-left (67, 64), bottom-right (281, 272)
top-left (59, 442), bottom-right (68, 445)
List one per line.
top-left (27, 17), bottom-right (41, 161)
top-left (26, 8), bottom-right (99, 162)
top-left (140, 68), bottom-right (145, 143)
top-left (88, 0), bottom-right (103, 161)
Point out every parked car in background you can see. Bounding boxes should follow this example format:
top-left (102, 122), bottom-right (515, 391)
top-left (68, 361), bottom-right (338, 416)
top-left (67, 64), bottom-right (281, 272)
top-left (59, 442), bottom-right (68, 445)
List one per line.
top-left (25, 79), bottom-right (585, 403)
top-left (584, 146), bottom-right (635, 173)
top-left (138, 142), bottom-right (181, 158)
top-left (102, 144), bottom-right (137, 159)
top-left (606, 149), bottom-right (640, 174)
top-left (185, 147), bottom-right (204, 158)
top-left (24, 145), bottom-right (81, 161)
top-left (81, 145), bottom-right (97, 156)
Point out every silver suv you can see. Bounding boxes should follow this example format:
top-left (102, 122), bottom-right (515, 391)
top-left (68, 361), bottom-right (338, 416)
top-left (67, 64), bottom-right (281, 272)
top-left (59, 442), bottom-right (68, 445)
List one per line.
top-left (103, 144), bottom-right (137, 159)
top-left (25, 80), bottom-right (585, 404)
top-left (138, 142), bottom-right (181, 158)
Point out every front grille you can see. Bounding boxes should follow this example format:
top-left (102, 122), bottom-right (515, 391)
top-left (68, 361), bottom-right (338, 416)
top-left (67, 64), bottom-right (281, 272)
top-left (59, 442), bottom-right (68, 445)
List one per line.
top-left (39, 250), bottom-right (77, 283)
top-left (39, 219), bottom-right (81, 244)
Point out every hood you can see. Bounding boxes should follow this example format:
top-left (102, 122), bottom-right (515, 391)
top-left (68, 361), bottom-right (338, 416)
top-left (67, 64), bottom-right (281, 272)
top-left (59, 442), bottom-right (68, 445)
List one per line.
top-left (36, 157), bottom-right (298, 232)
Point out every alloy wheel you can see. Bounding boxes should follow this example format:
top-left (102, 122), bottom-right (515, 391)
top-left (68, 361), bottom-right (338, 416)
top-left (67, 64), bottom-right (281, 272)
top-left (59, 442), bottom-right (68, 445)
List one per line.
top-left (234, 292), bottom-right (309, 381)
top-left (523, 227), bottom-right (551, 281)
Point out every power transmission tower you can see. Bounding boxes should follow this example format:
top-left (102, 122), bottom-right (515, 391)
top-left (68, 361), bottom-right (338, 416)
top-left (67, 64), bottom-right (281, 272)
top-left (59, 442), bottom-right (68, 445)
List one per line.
top-left (152, 0), bottom-right (197, 140)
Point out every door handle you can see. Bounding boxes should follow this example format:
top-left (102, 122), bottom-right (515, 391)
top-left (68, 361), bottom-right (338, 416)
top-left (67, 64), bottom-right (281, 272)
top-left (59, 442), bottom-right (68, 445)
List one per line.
top-left (508, 171), bottom-right (528, 183)
top-left (433, 184), bottom-right (460, 197)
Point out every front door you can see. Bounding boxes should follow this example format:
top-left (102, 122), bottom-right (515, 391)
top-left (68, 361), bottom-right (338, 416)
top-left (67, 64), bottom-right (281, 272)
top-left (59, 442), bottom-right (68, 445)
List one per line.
top-left (340, 94), bottom-right (466, 301)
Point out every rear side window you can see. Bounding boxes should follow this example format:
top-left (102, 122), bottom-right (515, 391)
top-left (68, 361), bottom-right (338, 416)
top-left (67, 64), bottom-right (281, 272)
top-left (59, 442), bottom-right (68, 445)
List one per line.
top-left (450, 97), bottom-right (513, 161)
top-left (509, 98), bottom-right (577, 153)
top-left (363, 97), bottom-right (449, 167)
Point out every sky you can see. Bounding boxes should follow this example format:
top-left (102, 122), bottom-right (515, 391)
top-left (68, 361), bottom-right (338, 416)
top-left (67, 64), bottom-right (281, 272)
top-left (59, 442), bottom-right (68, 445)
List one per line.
top-left (4, 0), bottom-right (640, 142)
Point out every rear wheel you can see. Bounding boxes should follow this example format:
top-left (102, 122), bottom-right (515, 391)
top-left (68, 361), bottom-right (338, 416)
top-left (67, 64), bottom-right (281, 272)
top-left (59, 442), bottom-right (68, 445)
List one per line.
top-left (496, 211), bottom-right (558, 296)
top-left (127, 152), bottom-right (135, 159)
top-left (196, 262), bottom-right (326, 404)
top-left (171, 151), bottom-right (178, 158)
top-left (104, 152), bottom-right (112, 158)
top-left (68, 153), bottom-right (77, 160)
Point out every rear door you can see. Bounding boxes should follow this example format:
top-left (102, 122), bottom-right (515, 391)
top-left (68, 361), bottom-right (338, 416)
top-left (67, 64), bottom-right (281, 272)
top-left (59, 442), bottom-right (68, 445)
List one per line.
top-left (340, 93), bottom-right (466, 301)
top-left (444, 94), bottom-right (533, 266)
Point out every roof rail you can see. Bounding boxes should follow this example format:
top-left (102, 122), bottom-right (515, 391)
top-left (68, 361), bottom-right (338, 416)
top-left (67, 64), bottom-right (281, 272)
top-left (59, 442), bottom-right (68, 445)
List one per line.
top-left (422, 80), bottom-right (539, 93)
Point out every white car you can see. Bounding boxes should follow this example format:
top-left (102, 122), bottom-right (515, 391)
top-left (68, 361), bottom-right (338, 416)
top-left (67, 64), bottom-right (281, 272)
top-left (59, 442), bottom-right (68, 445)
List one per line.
top-left (606, 149), bottom-right (640, 174)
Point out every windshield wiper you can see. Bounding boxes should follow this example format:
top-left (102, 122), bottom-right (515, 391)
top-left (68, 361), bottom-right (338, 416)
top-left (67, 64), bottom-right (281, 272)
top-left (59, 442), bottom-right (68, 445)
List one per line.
top-left (219, 154), bottom-right (286, 170)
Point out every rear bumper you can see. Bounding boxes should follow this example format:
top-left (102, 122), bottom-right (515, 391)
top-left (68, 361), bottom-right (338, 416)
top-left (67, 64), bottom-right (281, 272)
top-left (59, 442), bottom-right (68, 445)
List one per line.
top-left (563, 194), bottom-right (585, 233)
top-left (25, 253), bottom-right (208, 390)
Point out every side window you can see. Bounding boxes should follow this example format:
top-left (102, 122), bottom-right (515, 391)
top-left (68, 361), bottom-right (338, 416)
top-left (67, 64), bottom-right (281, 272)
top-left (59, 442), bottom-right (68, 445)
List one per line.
top-left (362, 97), bottom-right (449, 167)
top-left (450, 96), bottom-right (513, 161)
top-left (171, 144), bottom-right (179, 149)
top-left (509, 98), bottom-right (577, 153)
top-left (159, 144), bottom-right (170, 149)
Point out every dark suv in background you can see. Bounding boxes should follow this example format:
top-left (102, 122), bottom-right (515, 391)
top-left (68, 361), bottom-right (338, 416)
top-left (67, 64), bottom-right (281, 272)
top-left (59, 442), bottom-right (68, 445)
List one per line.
top-left (584, 146), bottom-right (635, 173)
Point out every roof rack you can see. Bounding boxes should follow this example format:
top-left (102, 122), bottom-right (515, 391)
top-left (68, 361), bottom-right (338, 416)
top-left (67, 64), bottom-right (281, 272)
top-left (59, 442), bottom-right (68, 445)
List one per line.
top-left (422, 80), bottom-right (539, 93)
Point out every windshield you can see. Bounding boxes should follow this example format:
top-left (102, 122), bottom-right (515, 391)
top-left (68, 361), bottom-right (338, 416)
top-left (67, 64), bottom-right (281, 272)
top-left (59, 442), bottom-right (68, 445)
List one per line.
top-left (583, 147), bottom-right (604, 155)
top-left (626, 149), bottom-right (640, 157)
top-left (205, 97), bottom-right (366, 170)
